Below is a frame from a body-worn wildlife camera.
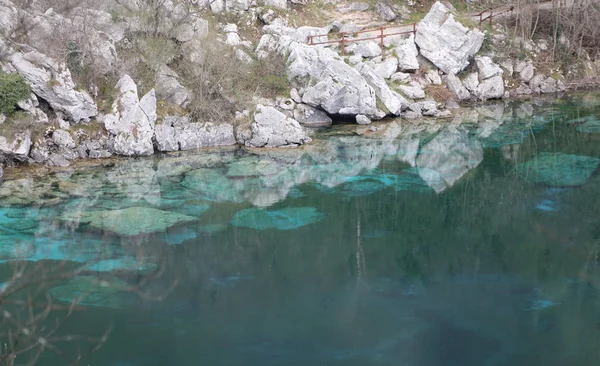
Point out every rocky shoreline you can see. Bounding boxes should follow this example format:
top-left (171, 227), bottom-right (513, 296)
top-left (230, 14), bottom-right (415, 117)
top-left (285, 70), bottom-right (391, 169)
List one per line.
top-left (0, 0), bottom-right (598, 177)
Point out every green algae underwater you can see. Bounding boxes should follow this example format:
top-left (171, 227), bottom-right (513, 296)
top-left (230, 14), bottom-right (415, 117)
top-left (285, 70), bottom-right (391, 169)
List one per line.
top-left (2, 93), bottom-right (600, 365)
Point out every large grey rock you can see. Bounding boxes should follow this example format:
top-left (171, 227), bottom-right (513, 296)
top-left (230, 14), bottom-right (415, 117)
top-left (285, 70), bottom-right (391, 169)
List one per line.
top-left (540, 77), bottom-right (558, 94)
top-left (356, 63), bottom-right (409, 115)
top-left (9, 51), bottom-right (97, 122)
top-left (0, 0), bottom-right (18, 38)
top-left (375, 3), bottom-right (397, 22)
top-left (0, 131), bottom-right (31, 161)
top-left (52, 129), bottom-right (76, 149)
top-left (519, 62), bottom-right (535, 82)
top-left (475, 56), bottom-right (503, 80)
top-left (155, 65), bottom-right (192, 107)
top-left (396, 34), bottom-right (420, 72)
top-left (155, 117), bottom-right (236, 152)
top-left (293, 104), bottom-right (332, 127)
top-left (246, 105), bottom-right (311, 148)
top-left (172, 15), bottom-right (209, 42)
top-left (103, 75), bottom-right (156, 156)
top-left (474, 75), bottom-right (504, 100)
top-left (372, 57), bottom-right (399, 79)
top-left (21, 7), bottom-right (124, 76)
top-left (288, 43), bottom-right (378, 117)
top-left (398, 83), bottom-right (425, 99)
top-left (446, 74), bottom-right (471, 101)
top-left (462, 72), bottom-right (479, 93)
top-left (529, 74), bottom-right (545, 93)
top-left (415, 1), bottom-right (484, 75)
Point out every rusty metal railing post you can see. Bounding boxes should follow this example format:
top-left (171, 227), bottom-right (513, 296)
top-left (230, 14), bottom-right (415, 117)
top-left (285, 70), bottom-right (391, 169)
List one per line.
top-left (489, 10), bottom-right (493, 26)
top-left (380, 27), bottom-right (384, 49)
top-left (341, 32), bottom-right (346, 56)
top-left (412, 23), bottom-right (416, 35)
top-left (309, 35), bottom-right (313, 45)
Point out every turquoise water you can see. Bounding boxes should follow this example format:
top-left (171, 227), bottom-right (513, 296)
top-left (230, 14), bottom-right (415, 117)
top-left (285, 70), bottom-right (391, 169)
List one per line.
top-left (2, 94), bottom-right (600, 365)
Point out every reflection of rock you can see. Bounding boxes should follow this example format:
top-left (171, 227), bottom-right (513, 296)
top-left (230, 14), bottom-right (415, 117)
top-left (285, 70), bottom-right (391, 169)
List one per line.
top-left (416, 128), bottom-right (483, 193)
top-left (61, 207), bottom-right (198, 236)
top-left (50, 276), bottom-right (130, 308)
top-left (576, 118), bottom-right (600, 133)
top-left (87, 257), bottom-right (158, 274)
top-left (231, 207), bottom-right (325, 230)
top-left (517, 153), bottom-right (600, 187)
top-left (104, 159), bottom-right (161, 205)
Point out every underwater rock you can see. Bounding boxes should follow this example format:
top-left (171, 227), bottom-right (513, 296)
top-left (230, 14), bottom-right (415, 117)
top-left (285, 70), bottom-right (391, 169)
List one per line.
top-left (226, 157), bottom-right (280, 177)
top-left (0, 239), bottom-right (36, 260)
top-left (534, 199), bottom-right (558, 212)
top-left (576, 118), bottom-right (600, 133)
top-left (49, 276), bottom-right (130, 308)
top-left (86, 257), bottom-right (159, 274)
top-left (526, 299), bottom-right (560, 311)
top-left (340, 178), bottom-right (388, 197)
top-left (231, 207), bottom-right (325, 230)
top-left (517, 152), bottom-right (600, 187)
top-left (181, 168), bottom-right (246, 203)
top-left (61, 207), bottom-right (198, 236)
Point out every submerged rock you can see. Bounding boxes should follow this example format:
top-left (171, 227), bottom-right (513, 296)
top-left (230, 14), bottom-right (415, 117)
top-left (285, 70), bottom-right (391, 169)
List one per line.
top-left (49, 276), bottom-right (130, 308)
top-left (576, 118), bottom-right (600, 133)
top-left (517, 153), bottom-right (600, 187)
top-left (181, 168), bottom-right (246, 203)
top-left (231, 207), bottom-right (325, 230)
top-left (86, 257), bottom-right (159, 274)
top-left (61, 207), bottom-right (198, 236)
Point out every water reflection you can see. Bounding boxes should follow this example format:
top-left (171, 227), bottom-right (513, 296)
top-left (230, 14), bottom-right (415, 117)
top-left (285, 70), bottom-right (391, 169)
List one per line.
top-left (1, 93), bottom-right (600, 365)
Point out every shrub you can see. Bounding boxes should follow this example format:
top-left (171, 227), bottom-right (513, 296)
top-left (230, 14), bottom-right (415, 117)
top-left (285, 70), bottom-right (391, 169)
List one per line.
top-left (0, 72), bottom-right (31, 115)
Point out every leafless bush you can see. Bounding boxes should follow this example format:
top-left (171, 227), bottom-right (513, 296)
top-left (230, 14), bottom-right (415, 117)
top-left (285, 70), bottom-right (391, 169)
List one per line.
top-left (0, 237), bottom-right (175, 366)
top-left (173, 39), bottom-right (289, 123)
top-left (506, 0), bottom-right (600, 64)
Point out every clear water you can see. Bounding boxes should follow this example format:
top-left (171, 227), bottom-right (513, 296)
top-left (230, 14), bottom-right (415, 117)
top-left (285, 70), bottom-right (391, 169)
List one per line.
top-left (2, 93), bottom-right (600, 365)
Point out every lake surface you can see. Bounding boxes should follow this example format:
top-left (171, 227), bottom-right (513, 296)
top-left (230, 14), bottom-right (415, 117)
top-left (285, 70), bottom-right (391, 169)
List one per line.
top-left (2, 93), bottom-right (600, 365)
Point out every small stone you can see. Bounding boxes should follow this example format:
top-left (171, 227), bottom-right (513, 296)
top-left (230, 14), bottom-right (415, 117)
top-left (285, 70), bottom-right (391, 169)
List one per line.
top-left (223, 23), bottom-right (238, 33)
top-left (354, 41), bottom-right (382, 58)
top-left (356, 115), bottom-right (372, 125)
top-left (391, 72), bottom-right (411, 83)
top-left (375, 3), bottom-right (397, 22)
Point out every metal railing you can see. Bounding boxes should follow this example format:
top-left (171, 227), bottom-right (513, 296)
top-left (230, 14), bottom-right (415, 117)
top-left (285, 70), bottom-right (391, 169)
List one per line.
top-left (474, 6), bottom-right (515, 28)
top-left (307, 24), bottom-right (417, 56)
top-left (307, 6), bottom-right (517, 55)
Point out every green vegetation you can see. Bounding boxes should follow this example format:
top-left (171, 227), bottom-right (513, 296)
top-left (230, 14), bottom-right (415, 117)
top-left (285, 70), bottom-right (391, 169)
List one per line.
top-left (0, 72), bottom-right (31, 116)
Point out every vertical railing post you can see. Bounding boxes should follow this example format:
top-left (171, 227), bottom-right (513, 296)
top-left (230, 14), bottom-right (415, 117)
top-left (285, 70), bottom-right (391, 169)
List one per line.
top-left (479, 13), bottom-right (483, 28)
top-left (309, 35), bottom-right (313, 45)
top-left (413, 23), bottom-right (416, 35)
top-left (380, 27), bottom-right (384, 49)
top-left (341, 32), bottom-right (345, 56)
top-left (489, 10), bottom-right (493, 26)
